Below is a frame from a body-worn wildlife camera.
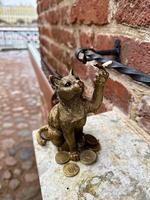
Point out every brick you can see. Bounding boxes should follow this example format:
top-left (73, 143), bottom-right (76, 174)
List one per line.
top-left (116, 0), bottom-right (150, 27)
top-left (49, 0), bottom-right (63, 6)
top-left (59, 6), bottom-right (70, 25)
top-left (50, 43), bottom-right (64, 62)
top-left (40, 46), bottom-right (51, 65)
top-left (96, 102), bottom-right (108, 114)
top-left (46, 10), bottom-right (60, 25)
top-left (51, 27), bottom-right (76, 48)
top-left (37, 3), bottom-right (41, 14)
top-left (94, 34), bottom-right (150, 74)
top-left (44, 52), bottom-right (68, 76)
top-left (44, 54), bottom-right (58, 70)
top-left (104, 78), bottom-right (132, 113)
top-left (71, 58), bottom-right (88, 80)
top-left (56, 64), bottom-right (69, 77)
top-left (50, 43), bottom-right (72, 68)
top-left (38, 13), bottom-right (46, 24)
top-left (80, 31), bottom-right (94, 47)
top-left (39, 36), bottom-right (50, 49)
top-left (70, 0), bottom-right (109, 25)
top-left (40, 0), bottom-right (50, 12)
top-left (39, 26), bottom-right (52, 38)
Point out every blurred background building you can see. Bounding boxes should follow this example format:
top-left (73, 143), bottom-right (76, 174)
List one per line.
top-left (0, 6), bottom-right (37, 25)
top-left (0, 0), bottom-right (39, 49)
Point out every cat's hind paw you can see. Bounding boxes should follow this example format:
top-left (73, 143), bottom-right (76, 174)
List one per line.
top-left (70, 152), bottom-right (80, 161)
top-left (36, 131), bottom-right (46, 146)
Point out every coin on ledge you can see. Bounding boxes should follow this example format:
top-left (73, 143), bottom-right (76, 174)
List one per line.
top-left (85, 134), bottom-right (99, 146)
top-left (80, 150), bottom-right (97, 165)
top-left (55, 151), bottom-right (70, 165)
top-left (63, 163), bottom-right (80, 177)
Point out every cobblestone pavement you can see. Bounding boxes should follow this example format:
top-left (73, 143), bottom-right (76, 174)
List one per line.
top-left (0, 51), bottom-right (46, 200)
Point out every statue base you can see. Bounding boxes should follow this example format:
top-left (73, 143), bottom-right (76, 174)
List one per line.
top-left (33, 110), bottom-right (150, 200)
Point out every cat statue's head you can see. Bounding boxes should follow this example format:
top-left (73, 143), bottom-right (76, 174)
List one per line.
top-left (49, 69), bottom-right (84, 101)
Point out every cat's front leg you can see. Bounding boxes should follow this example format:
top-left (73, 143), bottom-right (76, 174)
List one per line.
top-left (62, 127), bottom-right (79, 161)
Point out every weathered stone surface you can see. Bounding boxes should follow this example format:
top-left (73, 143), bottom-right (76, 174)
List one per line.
top-left (136, 95), bottom-right (150, 133)
top-left (33, 111), bottom-right (150, 200)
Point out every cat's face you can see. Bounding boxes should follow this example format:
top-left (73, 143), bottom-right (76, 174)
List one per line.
top-left (50, 70), bottom-right (84, 101)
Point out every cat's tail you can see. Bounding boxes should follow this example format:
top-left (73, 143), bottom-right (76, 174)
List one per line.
top-left (36, 125), bottom-right (50, 146)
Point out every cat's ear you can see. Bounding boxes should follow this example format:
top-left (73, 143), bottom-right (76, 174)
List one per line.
top-left (49, 75), bottom-right (61, 88)
top-left (69, 69), bottom-right (74, 76)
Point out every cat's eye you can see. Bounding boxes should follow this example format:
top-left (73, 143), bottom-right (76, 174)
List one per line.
top-left (76, 77), bottom-right (80, 80)
top-left (64, 82), bottom-right (71, 87)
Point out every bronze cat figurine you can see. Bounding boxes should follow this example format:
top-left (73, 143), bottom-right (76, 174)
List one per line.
top-left (36, 64), bottom-right (109, 161)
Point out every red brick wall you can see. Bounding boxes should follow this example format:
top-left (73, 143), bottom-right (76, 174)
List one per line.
top-left (37, 0), bottom-right (150, 133)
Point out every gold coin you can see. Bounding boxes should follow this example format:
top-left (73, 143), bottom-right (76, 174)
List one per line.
top-left (63, 163), bottom-right (80, 177)
top-left (80, 150), bottom-right (97, 165)
top-left (55, 151), bottom-right (70, 165)
top-left (89, 143), bottom-right (101, 152)
top-left (85, 134), bottom-right (98, 146)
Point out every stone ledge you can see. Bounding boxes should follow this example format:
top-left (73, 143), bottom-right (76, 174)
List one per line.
top-left (33, 110), bottom-right (150, 200)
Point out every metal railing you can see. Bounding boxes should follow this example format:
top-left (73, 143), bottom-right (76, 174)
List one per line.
top-left (0, 26), bottom-right (39, 50)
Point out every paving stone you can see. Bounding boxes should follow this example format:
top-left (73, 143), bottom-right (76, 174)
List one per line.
top-left (2, 129), bottom-right (14, 136)
top-left (8, 148), bottom-right (17, 157)
top-left (0, 51), bottom-right (44, 199)
top-left (5, 157), bottom-right (17, 166)
top-left (15, 117), bottom-right (26, 123)
top-left (3, 122), bottom-right (13, 129)
top-left (24, 173), bottom-right (38, 182)
top-left (11, 90), bottom-right (21, 95)
top-left (12, 107), bottom-right (24, 112)
top-left (21, 160), bottom-right (33, 170)
top-left (3, 170), bottom-right (12, 180)
top-left (3, 116), bottom-right (12, 122)
top-left (16, 185), bottom-right (40, 200)
top-left (19, 147), bottom-right (33, 160)
top-left (13, 168), bottom-right (22, 177)
top-left (0, 152), bottom-right (5, 159)
top-left (1, 138), bottom-right (15, 149)
top-left (1, 194), bottom-right (14, 200)
top-left (9, 179), bottom-right (20, 190)
top-left (16, 129), bottom-right (31, 137)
